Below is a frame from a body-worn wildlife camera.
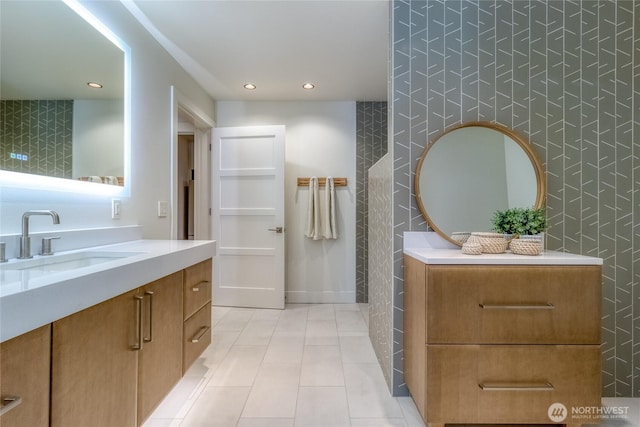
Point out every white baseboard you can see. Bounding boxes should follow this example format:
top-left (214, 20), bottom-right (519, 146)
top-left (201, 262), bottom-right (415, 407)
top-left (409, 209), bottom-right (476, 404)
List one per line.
top-left (285, 290), bottom-right (355, 304)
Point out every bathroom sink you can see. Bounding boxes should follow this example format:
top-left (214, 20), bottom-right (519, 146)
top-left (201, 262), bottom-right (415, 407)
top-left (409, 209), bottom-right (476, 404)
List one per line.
top-left (1, 251), bottom-right (143, 274)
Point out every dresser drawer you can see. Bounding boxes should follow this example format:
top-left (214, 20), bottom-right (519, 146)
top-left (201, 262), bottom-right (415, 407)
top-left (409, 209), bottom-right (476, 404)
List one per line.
top-left (183, 303), bottom-right (211, 373)
top-left (426, 265), bottom-right (601, 344)
top-left (426, 345), bottom-right (601, 424)
top-left (184, 259), bottom-right (212, 321)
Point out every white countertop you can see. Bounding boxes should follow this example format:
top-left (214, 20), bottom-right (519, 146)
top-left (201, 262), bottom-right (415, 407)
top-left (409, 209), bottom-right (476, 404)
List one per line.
top-left (404, 247), bottom-right (603, 265)
top-left (0, 239), bottom-right (216, 342)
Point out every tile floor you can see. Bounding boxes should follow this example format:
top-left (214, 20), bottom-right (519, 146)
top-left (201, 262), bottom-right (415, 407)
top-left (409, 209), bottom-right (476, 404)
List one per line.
top-left (143, 303), bottom-right (426, 427)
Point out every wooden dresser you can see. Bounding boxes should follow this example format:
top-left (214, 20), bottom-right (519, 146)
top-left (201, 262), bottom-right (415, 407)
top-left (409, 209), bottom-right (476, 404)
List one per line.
top-left (404, 250), bottom-right (602, 427)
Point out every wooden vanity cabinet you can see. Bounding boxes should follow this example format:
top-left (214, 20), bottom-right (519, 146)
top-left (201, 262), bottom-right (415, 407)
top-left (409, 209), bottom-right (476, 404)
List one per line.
top-left (404, 255), bottom-right (602, 427)
top-left (51, 260), bottom-right (212, 427)
top-left (182, 258), bottom-right (212, 373)
top-left (0, 325), bottom-right (51, 427)
top-left (51, 289), bottom-right (139, 427)
top-left (137, 271), bottom-right (184, 424)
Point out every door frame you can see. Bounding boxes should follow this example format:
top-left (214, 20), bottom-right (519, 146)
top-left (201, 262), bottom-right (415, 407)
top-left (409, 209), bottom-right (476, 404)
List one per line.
top-left (170, 86), bottom-right (215, 240)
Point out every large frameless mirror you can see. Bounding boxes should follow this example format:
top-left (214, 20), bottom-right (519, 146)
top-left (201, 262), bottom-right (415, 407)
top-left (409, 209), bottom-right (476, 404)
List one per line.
top-left (0, 0), bottom-right (129, 192)
top-left (415, 122), bottom-right (546, 246)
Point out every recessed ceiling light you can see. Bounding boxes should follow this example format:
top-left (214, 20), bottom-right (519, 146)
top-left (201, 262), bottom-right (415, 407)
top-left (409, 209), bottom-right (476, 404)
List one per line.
top-left (302, 83), bottom-right (315, 90)
top-left (87, 82), bottom-right (103, 89)
top-left (244, 83), bottom-right (256, 90)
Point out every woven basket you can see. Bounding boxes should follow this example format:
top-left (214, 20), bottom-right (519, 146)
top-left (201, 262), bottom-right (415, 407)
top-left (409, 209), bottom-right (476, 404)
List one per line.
top-left (480, 239), bottom-right (509, 254)
top-left (510, 238), bottom-right (542, 255)
top-left (451, 232), bottom-right (471, 244)
top-left (470, 232), bottom-right (508, 254)
top-left (461, 242), bottom-right (482, 255)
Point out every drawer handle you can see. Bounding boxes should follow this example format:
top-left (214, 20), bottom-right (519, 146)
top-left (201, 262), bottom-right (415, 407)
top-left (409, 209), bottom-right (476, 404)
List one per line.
top-left (479, 382), bottom-right (554, 391)
top-left (144, 291), bottom-right (154, 343)
top-left (0, 395), bottom-right (22, 416)
top-left (479, 303), bottom-right (555, 310)
top-left (190, 326), bottom-right (210, 343)
top-left (131, 295), bottom-right (144, 351)
top-left (192, 281), bottom-right (209, 292)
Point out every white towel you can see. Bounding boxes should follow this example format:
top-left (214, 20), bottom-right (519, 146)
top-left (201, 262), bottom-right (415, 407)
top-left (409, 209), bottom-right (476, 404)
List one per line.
top-left (321, 176), bottom-right (338, 239)
top-left (88, 176), bottom-right (103, 183)
top-left (304, 177), bottom-right (321, 240)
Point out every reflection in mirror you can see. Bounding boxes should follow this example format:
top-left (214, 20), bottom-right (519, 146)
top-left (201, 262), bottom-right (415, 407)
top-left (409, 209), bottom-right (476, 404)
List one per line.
top-left (415, 122), bottom-right (546, 246)
top-left (0, 0), bottom-right (127, 187)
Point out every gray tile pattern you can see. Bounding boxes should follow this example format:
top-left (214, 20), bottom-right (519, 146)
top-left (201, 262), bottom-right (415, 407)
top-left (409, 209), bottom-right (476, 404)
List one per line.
top-left (0, 100), bottom-right (73, 179)
top-left (356, 101), bottom-right (388, 304)
top-left (368, 153), bottom-right (393, 389)
top-left (385, 0), bottom-right (640, 397)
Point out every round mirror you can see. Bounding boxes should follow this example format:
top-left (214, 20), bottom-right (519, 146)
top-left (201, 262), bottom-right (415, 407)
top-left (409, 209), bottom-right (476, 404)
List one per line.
top-left (415, 122), bottom-right (546, 246)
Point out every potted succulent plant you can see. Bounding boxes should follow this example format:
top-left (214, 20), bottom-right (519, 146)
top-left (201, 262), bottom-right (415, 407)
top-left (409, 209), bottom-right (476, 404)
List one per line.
top-left (491, 206), bottom-right (547, 237)
top-left (491, 207), bottom-right (547, 255)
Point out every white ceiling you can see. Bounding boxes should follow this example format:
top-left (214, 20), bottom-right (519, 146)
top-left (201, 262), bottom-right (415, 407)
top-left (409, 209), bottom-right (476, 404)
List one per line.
top-left (128, 0), bottom-right (389, 102)
top-left (1, 1), bottom-right (124, 100)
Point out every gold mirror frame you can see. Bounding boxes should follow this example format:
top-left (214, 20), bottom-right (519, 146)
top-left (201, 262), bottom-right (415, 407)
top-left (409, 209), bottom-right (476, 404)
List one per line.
top-left (414, 121), bottom-right (547, 246)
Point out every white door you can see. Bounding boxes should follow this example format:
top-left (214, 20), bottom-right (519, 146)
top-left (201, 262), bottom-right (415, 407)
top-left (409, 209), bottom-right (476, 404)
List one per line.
top-left (212, 125), bottom-right (285, 309)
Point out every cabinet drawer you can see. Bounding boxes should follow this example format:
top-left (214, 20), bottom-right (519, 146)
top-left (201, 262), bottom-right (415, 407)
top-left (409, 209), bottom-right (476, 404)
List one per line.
top-left (426, 265), bottom-right (601, 344)
top-left (183, 303), bottom-right (212, 373)
top-left (184, 258), bottom-right (212, 321)
top-left (426, 345), bottom-right (601, 424)
top-left (0, 325), bottom-right (51, 427)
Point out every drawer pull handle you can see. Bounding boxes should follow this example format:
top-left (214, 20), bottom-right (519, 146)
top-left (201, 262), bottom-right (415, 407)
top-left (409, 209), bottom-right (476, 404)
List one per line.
top-left (131, 295), bottom-right (144, 351)
top-left (0, 395), bottom-right (22, 416)
top-left (192, 281), bottom-right (209, 292)
top-left (479, 382), bottom-right (554, 391)
top-left (190, 326), bottom-right (210, 343)
top-left (144, 291), bottom-right (154, 343)
top-left (479, 303), bottom-right (555, 310)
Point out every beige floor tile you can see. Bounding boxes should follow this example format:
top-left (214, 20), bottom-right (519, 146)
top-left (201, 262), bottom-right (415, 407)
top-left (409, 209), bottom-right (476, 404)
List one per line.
top-left (180, 386), bottom-right (250, 426)
top-left (209, 345), bottom-right (266, 386)
top-left (273, 310), bottom-right (308, 337)
top-left (396, 397), bottom-right (426, 427)
top-left (339, 335), bottom-right (378, 364)
top-left (294, 386), bottom-right (350, 427)
top-left (251, 309), bottom-right (283, 321)
top-left (264, 336), bottom-right (305, 364)
top-left (141, 419), bottom-right (182, 427)
top-left (307, 304), bottom-right (335, 320)
top-left (343, 363), bottom-right (403, 419)
top-left (236, 418), bottom-right (295, 427)
top-left (145, 375), bottom-right (206, 420)
top-left (335, 310), bottom-right (368, 333)
top-left (304, 319), bottom-right (339, 346)
top-left (333, 303), bottom-right (361, 311)
top-left (350, 419), bottom-right (408, 426)
top-left (300, 345), bottom-right (344, 386)
top-left (214, 308), bottom-right (256, 331)
top-left (212, 306), bottom-right (232, 326)
top-left (235, 319), bottom-right (278, 346)
top-left (147, 305), bottom-right (430, 427)
top-left (242, 363), bottom-right (301, 418)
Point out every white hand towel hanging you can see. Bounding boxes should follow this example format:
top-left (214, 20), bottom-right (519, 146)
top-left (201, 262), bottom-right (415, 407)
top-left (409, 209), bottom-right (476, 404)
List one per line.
top-left (304, 177), bottom-right (321, 240)
top-left (321, 176), bottom-right (338, 239)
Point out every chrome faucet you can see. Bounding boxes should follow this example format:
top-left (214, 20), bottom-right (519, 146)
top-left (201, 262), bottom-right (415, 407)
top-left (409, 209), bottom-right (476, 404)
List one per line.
top-left (19, 210), bottom-right (61, 259)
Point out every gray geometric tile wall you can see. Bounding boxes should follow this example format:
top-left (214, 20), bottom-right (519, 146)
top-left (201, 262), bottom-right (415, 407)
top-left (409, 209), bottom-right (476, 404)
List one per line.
top-left (368, 153), bottom-right (394, 390)
top-left (356, 101), bottom-right (388, 303)
top-left (0, 100), bottom-right (73, 179)
top-left (389, 0), bottom-right (640, 397)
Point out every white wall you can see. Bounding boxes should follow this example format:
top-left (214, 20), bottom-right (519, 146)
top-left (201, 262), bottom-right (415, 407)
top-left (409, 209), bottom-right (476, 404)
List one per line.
top-left (73, 99), bottom-right (124, 179)
top-left (0, 1), bottom-right (214, 241)
top-left (216, 101), bottom-right (357, 303)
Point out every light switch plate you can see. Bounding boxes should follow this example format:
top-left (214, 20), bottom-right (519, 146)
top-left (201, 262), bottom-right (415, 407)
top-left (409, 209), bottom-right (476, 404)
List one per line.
top-left (111, 199), bottom-right (121, 220)
top-left (157, 201), bottom-right (169, 218)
